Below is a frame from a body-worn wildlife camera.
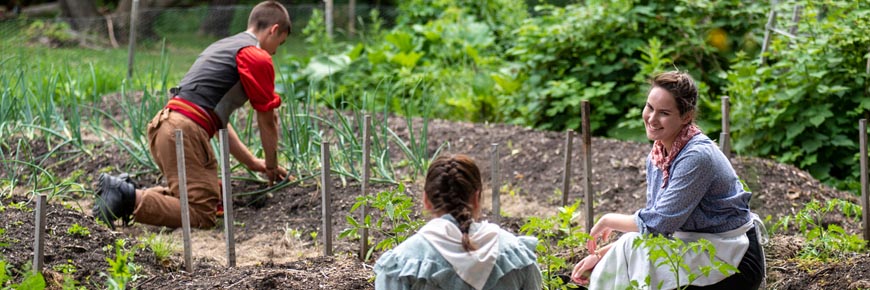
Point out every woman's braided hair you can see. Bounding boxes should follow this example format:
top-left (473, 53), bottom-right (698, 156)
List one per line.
top-left (424, 154), bottom-right (482, 252)
top-left (650, 71), bottom-right (699, 118)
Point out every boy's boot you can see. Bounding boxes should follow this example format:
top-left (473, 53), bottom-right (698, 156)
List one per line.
top-left (92, 173), bottom-right (136, 229)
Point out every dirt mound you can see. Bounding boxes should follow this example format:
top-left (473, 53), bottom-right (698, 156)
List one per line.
top-left (0, 112), bottom-right (866, 289)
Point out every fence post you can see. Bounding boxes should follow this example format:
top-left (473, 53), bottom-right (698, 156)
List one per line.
top-left (760, 0), bottom-right (777, 65)
top-left (720, 96), bottom-right (731, 159)
top-left (360, 115), bottom-right (371, 261)
top-left (789, 5), bottom-right (803, 36)
top-left (490, 143), bottom-right (500, 223)
top-left (126, 0), bottom-right (139, 79)
top-left (348, 0), bottom-right (356, 37)
top-left (324, 0), bottom-right (334, 38)
top-left (219, 129), bottom-right (236, 267)
top-left (581, 101), bottom-right (594, 233)
top-left (322, 141), bottom-right (333, 256)
top-left (866, 47), bottom-right (869, 75)
top-left (562, 130), bottom-right (574, 207)
top-left (32, 194), bottom-right (47, 274)
top-left (859, 119), bottom-right (868, 242)
top-left (175, 130), bottom-right (193, 272)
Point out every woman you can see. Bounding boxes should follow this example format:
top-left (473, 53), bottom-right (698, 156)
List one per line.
top-left (374, 154), bottom-right (542, 290)
top-left (571, 71), bottom-right (765, 289)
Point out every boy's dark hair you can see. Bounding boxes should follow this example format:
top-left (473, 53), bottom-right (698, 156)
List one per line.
top-left (248, 1), bottom-right (292, 34)
top-left (650, 71), bottom-right (698, 117)
top-left (424, 154), bottom-right (482, 252)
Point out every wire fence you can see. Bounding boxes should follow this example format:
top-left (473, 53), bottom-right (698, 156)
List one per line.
top-left (0, 3), bottom-right (399, 52)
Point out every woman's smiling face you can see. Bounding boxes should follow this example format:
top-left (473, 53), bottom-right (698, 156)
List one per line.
top-left (642, 87), bottom-right (692, 147)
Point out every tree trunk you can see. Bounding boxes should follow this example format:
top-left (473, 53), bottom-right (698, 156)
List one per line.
top-left (199, 0), bottom-right (237, 37)
top-left (59, 0), bottom-right (101, 32)
top-left (347, 0), bottom-right (355, 37)
top-left (325, 0), bottom-right (333, 38)
top-left (112, 0), bottom-right (179, 43)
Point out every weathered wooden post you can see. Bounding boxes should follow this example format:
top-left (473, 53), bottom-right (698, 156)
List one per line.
top-left (322, 141), bottom-right (333, 256)
top-left (581, 101), bottom-right (594, 233)
top-left (126, 0), bottom-right (139, 79)
top-left (32, 194), bottom-right (47, 274)
top-left (348, 0), bottom-right (356, 37)
top-left (360, 115), bottom-right (371, 260)
top-left (789, 5), bottom-right (803, 36)
top-left (175, 129), bottom-right (193, 272)
top-left (859, 119), bottom-right (869, 242)
top-left (760, 0), bottom-right (777, 65)
top-left (562, 130), bottom-right (574, 207)
top-left (324, 0), bottom-right (334, 38)
top-left (720, 96), bottom-right (731, 159)
top-left (866, 47), bottom-right (869, 75)
top-left (491, 143), bottom-right (500, 223)
top-left (219, 129), bottom-right (236, 267)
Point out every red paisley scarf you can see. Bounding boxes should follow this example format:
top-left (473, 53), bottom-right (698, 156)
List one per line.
top-left (650, 124), bottom-right (701, 188)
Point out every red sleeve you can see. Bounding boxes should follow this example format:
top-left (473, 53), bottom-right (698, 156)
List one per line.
top-left (236, 46), bottom-right (282, 112)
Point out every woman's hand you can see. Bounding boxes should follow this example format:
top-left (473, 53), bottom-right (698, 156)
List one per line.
top-left (571, 254), bottom-right (600, 285)
top-left (587, 215), bottom-right (613, 253)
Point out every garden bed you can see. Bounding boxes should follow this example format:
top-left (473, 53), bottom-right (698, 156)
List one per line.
top-left (1, 111), bottom-right (867, 289)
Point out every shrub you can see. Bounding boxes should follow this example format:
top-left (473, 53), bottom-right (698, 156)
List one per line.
top-left (723, 1), bottom-right (870, 188)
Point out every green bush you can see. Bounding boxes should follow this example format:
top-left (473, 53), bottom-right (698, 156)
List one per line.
top-left (502, 0), bottom-right (766, 138)
top-left (723, 0), bottom-right (870, 187)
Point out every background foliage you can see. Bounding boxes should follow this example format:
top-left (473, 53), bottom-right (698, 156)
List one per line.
top-left (290, 0), bottom-right (869, 192)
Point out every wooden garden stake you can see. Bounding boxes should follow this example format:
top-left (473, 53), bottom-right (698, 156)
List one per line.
top-left (360, 115), bottom-right (371, 261)
top-left (865, 47), bottom-right (869, 75)
top-left (126, 0), bottom-right (139, 79)
top-left (562, 130), bottom-right (574, 207)
top-left (760, 0), bottom-right (777, 65)
top-left (175, 129), bottom-right (193, 272)
top-left (859, 119), bottom-right (868, 242)
top-left (491, 143), bottom-right (500, 223)
top-left (581, 101), bottom-right (594, 233)
top-left (32, 194), bottom-right (47, 274)
top-left (720, 96), bottom-right (731, 159)
top-left (321, 141), bottom-right (333, 256)
top-left (219, 129), bottom-right (236, 268)
top-left (789, 5), bottom-right (803, 36)
top-left (324, 0), bottom-right (334, 38)
top-left (348, 0), bottom-right (356, 37)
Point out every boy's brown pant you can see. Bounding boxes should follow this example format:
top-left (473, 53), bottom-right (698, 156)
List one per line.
top-left (133, 108), bottom-right (219, 228)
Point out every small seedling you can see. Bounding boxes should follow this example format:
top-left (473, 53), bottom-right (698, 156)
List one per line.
top-left (340, 184), bottom-right (425, 261)
top-left (631, 234), bottom-right (738, 290)
top-left (67, 223), bottom-right (91, 237)
top-left (101, 239), bottom-right (141, 290)
top-left (774, 199), bottom-right (866, 261)
top-left (52, 261), bottom-right (79, 289)
top-left (140, 233), bottom-right (176, 263)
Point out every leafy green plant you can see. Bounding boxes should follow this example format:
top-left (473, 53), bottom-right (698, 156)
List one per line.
top-left (66, 223), bottom-right (91, 237)
top-left (774, 199), bottom-right (865, 261)
top-left (52, 261), bottom-right (80, 290)
top-left (340, 183), bottom-right (425, 261)
top-left (723, 1), bottom-right (870, 190)
top-left (0, 261), bottom-right (46, 290)
top-left (630, 235), bottom-right (738, 290)
top-left (520, 200), bottom-right (590, 290)
top-left (101, 239), bottom-right (140, 290)
top-left (140, 232), bottom-right (176, 263)
top-left (0, 233), bottom-right (7, 248)
top-left (503, 0), bottom-right (766, 137)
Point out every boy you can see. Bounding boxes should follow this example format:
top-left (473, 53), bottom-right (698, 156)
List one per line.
top-left (93, 1), bottom-right (291, 229)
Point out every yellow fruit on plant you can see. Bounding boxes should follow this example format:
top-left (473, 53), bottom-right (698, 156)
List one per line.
top-left (707, 28), bottom-right (729, 51)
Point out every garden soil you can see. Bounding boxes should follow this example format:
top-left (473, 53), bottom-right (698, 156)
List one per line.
top-left (1, 104), bottom-right (868, 289)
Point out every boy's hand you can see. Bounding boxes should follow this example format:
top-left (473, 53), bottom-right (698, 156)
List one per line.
top-left (248, 158), bottom-right (288, 185)
top-left (265, 166), bottom-right (288, 186)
